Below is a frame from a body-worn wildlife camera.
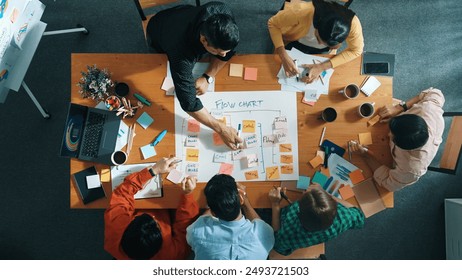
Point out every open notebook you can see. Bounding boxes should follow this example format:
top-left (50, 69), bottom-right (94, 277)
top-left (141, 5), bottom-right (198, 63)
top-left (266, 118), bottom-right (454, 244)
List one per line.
top-left (360, 76), bottom-right (381, 97)
top-left (111, 163), bottom-right (162, 199)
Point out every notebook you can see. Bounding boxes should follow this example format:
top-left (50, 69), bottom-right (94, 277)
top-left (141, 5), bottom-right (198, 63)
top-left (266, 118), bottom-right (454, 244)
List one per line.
top-left (60, 103), bottom-right (121, 165)
top-left (360, 76), bottom-right (381, 97)
top-left (72, 166), bottom-right (106, 204)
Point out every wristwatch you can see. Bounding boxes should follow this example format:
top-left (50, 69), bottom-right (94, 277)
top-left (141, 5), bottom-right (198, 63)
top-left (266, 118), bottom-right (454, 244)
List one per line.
top-left (202, 73), bottom-right (214, 84)
top-left (399, 100), bottom-right (408, 112)
top-left (148, 167), bottom-right (156, 177)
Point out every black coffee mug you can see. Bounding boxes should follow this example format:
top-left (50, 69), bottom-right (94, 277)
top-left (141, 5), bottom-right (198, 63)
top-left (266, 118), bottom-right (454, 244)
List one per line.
top-left (319, 107), bottom-right (337, 122)
top-left (115, 82), bottom-right (129, 97)
top-left (111, 150), bottom-right (127, 165)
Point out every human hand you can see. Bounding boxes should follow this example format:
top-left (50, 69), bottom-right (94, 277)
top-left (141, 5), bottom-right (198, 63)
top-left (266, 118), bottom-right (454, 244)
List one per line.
top-left (268, 187), bottom-right (282, 205)
top-left (236, 182), bottom-right (248, 201)
top-left (152, 157), bottom-right (178, 174)
top-left (195, 76), bottom-right (209, 96)
top-left (217, 124), bottom-right (243, 150)
top-left (378, 104), bottom-right (401, 123)
top-left (301, 63), bottom-right (323, 84)
top-left (182, 176), bottom-right (197, 194)
top-left (348, 140), bottom-right (368, 155)
top-left (281, 52), bottom-right (299, 78)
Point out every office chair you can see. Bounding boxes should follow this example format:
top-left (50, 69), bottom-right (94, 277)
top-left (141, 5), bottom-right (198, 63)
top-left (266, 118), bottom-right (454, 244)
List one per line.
top-left (268, 243), bottom-right (325, 260)
top-left (133, 0), bottom-right (201, 41)
top-left (428, 112), bottom-right (462, 175)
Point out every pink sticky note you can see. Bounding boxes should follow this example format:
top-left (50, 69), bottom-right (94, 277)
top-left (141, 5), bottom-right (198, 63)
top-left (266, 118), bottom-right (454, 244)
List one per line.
top-left (219, 163), bottom-right (234, 175)
top-left (166, 169), bottom-right (184, 184)
top-left (244, 67), bottom-right (258, 81)
top-left (188, 119), bottom-right (201, 133)
top-left (213, 132), bottom-right (225, 146)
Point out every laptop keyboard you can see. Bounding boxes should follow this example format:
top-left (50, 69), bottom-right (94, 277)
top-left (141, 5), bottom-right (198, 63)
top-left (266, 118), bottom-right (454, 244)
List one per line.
top-left (81, 112), bottom-right (106, 158)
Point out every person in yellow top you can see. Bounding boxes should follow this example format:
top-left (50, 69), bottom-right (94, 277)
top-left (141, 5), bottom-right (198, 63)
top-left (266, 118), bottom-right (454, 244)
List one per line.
top-left (268, 0), bottom-right (364, 83)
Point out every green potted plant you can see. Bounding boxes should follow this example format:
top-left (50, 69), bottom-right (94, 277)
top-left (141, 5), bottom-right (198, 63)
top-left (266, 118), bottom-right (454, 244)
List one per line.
top-left (77, 65), bottom-right (114, 101)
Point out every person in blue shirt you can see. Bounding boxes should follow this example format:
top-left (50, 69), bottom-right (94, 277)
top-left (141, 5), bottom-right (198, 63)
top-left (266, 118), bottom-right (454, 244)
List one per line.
top-left (186, 174), bottom-right (275, 260)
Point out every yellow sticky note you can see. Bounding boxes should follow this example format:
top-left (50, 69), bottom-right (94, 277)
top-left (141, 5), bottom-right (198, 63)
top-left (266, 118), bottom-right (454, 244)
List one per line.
top-left (358, 132), bottom-right (373, 145)
top-left (279, 143), bottom-right (292, 153)
top-left (229, 63), bottom-right (244, 77)
top-left (266, 166), bottom-right (280, 180)
top-left (367, 115), bottom-right (380, 127)
top-left (280, 154), bottom-right (293, 164)
top-left (244, 170), bottom-right (259, 180)
top-left (281, 165), bottom-right (294, 174)
top-left (186, 148), bottom-right (199, 162)
top-left (242, 120), bottom-right (256, 133)
top-left (100, 169), bottom-right (111, 183)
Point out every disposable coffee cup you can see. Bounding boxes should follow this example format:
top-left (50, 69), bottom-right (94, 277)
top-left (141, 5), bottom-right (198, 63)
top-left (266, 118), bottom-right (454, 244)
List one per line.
top-left (358, 102), bottom-right (375, 118)
top-left (111, 150), bottom-right (128, 165)
top-left (319, 107), bottom-right (337, 122)
top-left (115, 82), bottom-right (129, 97)
top-left (339, 84), bottom-right (360, 99)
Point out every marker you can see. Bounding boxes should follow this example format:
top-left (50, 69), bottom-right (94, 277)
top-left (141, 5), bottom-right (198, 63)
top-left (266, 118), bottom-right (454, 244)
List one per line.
top-left (313, 59), bottom-right (325, 85)
top-left (293, 59), bottom-right (300, 81)
top-left (324, 146), bottom-right (329, 168)
top-left (171, 159), bottom-right (182, 165)
top-left (151, 129), bottom-right (167, 146)
top-left (273, 186), bottom-right (292, 204)
top-left (134, 93), bottom-right (151, 106)
top-left (319, 127), bottom-right (326, 146)
top-left (348, 141), bottom-right (352, 162)
top-left (323, 176), bottom-right (334, 191)
top-left (236, 124), bottom-right (242, 149)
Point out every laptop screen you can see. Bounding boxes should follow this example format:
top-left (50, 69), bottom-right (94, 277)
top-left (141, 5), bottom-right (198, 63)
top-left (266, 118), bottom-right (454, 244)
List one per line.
top-left (60, 103), bottom-right (87, 158)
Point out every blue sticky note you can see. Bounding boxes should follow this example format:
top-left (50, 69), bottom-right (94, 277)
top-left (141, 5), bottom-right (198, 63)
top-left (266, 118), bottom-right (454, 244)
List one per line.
top-left (140, 144), bottom-right (157, 159)
top-left (297, 176), bottom-right (310, 190)
top-left (137, 112), bottom-right (154, 129)
top-left (312, 171), bottom-right (328, 188)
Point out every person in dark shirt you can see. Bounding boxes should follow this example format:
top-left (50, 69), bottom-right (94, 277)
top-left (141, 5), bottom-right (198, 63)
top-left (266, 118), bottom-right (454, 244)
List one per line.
top-left (146, 1), bottom-right (242, 150)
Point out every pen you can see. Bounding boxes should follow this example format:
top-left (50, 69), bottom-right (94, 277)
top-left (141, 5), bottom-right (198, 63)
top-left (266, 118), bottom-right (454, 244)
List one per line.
top-left (236, 123), bottom-right (242, 149)
top-left (324, 176), bottom-right (334, 191)
top-left (312, 59), bottom-right (325, 85)
top-left (134, 93), bottom-right (151, 106)
top-left (293, 59), bottom-right (300, 81)
top-left (324, 146), bottom-right (329, 168)
top-left (273, 186), bottom-right (292, 204)
top-left (151, 129), bottom-right (167, 146)
top-left (335, 172), bottom-right (349, 181)
top-left (319, 127), bottom-right (326, 146)
top-left (348, 141), bottom-right (352, 162)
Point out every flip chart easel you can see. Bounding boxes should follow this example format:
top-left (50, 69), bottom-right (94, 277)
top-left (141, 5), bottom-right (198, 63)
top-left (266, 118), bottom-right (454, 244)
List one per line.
top-left (0, 0), bottom-right (88, 118)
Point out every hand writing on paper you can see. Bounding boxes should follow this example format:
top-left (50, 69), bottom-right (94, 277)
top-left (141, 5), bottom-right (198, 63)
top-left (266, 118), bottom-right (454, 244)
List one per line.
top-left (218, 125), bottom-right (243, 150)
top-left (152, 157), bottom-right (177, 174)
top-left (181, 176), bottom-right (197, 194)
top-left (281, 53), bottom-right (299, 78)
top-left (378, 104), bottom-right (401, 122)
top-left (300, 63), bottom-right (322, 84)
top-left (268, 187), bottom-right (282, 206)
top-left (195, 76), bottom-right (208, 96)
top-left (348, 140), bottom-right (368, 155)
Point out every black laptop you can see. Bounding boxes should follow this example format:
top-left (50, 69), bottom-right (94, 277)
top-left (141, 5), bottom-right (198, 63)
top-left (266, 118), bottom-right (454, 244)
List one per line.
top-left (60, 103), bottom-right (121, 165)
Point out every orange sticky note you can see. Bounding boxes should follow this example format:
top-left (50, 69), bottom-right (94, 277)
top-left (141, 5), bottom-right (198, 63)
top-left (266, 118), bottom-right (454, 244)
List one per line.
top-left (349, 169), bottom-right (365, 185)
top-left (279, 144), bottom-right (292, 153)
top-left (219, 163), bottom-right (234, 175)
top-left (266, 166), bottom-right (280, 180)
top-left (242, 120), bottom-right (256, 133)
top-left (339, 184), bottom-right (355, 200)
top-left (213, 132), bottom-right (225, 146)
top-left (367, 115), bottom-right (380, 127)
top-left (244, 67), bottom-right (258, 81)
top-left (100, 169), bottom-right (111, 183)
top-left (229, 63), bottom-right (244, 77)
top-left (244, 170), bottom-right (259, 180)
top-left (187, 119), bottom-right (201, 133)
top-left (309, 155), bottom-right (324, 168)
top-left (280, 154), bottom-right (293, 164)
top-left (281, 165), bottom-right (294, 174)
top-left (186, 148), bottom-right (199, 162)
top-left (358, 132), bottom-right (373, 145)
top-left (320, 166), bottom-right (330, 177)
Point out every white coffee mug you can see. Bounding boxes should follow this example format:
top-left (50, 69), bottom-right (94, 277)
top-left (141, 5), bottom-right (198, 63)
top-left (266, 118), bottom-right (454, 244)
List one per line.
top-left (358, 102), bottom-right (375, 118)
top-left (111, 150), bottom-right (128, 165)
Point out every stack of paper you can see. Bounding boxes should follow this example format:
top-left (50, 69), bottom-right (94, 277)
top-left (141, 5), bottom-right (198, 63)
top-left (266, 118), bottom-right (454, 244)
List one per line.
top-left (277, 49), bottom-right (334, 106)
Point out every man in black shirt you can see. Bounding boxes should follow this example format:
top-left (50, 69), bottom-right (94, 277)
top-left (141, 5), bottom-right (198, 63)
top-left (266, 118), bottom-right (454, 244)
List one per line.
top-left (147, 1), bottom-right (242, 150)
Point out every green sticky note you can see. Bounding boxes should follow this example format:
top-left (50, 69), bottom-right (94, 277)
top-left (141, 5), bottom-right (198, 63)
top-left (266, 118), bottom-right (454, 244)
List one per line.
top-left (297, 176), bottom-right (310, 190)
top-left (312, 171), bottom-right (328, 188)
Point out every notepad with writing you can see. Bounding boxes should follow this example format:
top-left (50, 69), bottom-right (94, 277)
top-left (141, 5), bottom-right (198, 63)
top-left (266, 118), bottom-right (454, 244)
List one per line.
top-left (111, 163), bottom-right (163, 199)
top-left (360, 76), bottom-right (381, 96)
top-left (73, 166), bottom-right (106, 204)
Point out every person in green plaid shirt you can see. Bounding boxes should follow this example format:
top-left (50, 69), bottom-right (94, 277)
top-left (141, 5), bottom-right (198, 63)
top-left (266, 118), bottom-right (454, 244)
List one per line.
top-left (269, 183), bottom-right (365, 256)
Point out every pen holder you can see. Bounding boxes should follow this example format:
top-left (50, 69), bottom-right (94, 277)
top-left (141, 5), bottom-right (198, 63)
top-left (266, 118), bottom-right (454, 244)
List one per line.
top-left (105, 95), bottom-right (121, 111)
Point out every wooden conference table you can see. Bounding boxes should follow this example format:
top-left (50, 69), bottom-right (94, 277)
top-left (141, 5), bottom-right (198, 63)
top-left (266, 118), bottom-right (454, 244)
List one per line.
top-left (70, 53), bottom-right (393, 209)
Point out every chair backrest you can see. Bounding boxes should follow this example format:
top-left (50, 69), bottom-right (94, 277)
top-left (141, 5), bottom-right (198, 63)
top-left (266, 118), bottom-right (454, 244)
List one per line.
top-left (428, 112), bottom-right (462, 175)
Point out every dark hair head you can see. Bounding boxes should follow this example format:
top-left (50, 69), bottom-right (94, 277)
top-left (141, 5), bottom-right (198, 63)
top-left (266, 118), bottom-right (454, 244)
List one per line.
top-left (312, 0), bottom-right (355, 47)
top-left (121, 213), bottom-right (162, 260)
top-left (200, 13), bottom-right (239, 50)
top-left (389, 114), bottom-right (429, 150)
top-left (297, 188), bottom-right (337, 232)
top-left (204, 174), bottom-right (241, 221)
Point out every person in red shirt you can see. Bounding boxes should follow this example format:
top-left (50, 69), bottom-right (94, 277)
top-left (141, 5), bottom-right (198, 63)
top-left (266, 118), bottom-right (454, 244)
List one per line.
top-left (104, 157), bottom-right (199, 259)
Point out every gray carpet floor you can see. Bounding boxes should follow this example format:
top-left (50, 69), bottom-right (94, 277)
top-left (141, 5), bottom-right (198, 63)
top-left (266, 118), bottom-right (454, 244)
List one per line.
top-left (0, 0), bottom-right (461, 259)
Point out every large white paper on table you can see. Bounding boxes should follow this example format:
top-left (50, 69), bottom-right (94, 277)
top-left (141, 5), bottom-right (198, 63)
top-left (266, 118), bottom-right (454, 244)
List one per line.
top-left (174, 90), bottom-right (299, 182)
top-left (111, 163), bottom-right (162, 199)
top-left (277, 48), bottom-right (334, 95)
